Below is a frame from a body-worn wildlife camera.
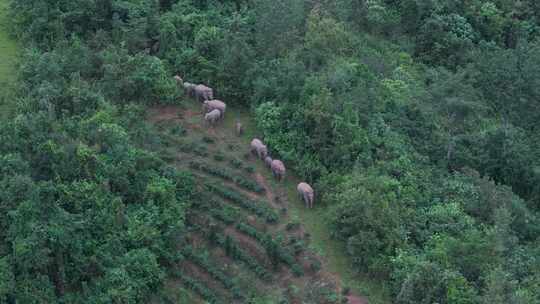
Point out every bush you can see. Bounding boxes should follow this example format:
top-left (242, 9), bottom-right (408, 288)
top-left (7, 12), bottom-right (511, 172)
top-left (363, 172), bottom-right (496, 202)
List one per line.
top-left (309, 258), bottom-right (322, 273)
top-left (202, 136), bottom-right (215, 144)
top-left (229, 158), bottom-right (243, 169)
top-left (213, 152), bottom-right (225, 162)
top-left (171, 125), bottom-right (186, 136)
top-left (286, 222), bottom-right (300, 231)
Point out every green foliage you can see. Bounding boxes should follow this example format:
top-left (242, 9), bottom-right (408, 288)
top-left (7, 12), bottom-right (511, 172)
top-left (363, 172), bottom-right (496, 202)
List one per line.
top-left (206, 183), bottom-right (278, 223)
top-left (182, 247), bottom-right (244, 299)
top-left (235, 222), bottom-right (303, 275)
top-left (5, 0), bottom-right (540, 302)
top-left (214, 233), bottom-right (272, 281)
top-left (176, 273), bottom-right (218, 304)
top-left (190, 161), bottom-right (265, 193)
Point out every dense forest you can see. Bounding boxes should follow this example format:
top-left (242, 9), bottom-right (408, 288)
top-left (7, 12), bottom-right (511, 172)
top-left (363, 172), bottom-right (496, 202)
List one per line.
top-left (1, 0), bottom-right (540, 303)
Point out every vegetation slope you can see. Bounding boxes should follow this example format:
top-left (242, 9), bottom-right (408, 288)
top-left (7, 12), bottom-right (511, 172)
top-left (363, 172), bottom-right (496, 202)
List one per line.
top-left (1, 1), bottom-right (540, 304)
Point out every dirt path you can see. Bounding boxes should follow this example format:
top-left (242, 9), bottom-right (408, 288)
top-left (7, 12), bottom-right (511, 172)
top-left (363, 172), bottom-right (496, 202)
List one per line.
top-left (255, 173), bottom-right (284, 210)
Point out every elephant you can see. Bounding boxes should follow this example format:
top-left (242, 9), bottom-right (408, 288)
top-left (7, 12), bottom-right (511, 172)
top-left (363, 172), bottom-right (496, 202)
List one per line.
top-left (204, 109), bottom-right (221, 126)
top-left (183, 82), bottom-right (196, 97)
top-left (203, 100), bottom-right (226, 116)
top-left (250, 138), bottom-right (268, 159)
top-left (194, 84), bottom-right (214, 103)
top-left (271, 160), bottom-right (286, 181)
top-left (236, 121), bottom-right (243, 136)
top-left (174, 75), bottom-right (183, 85)
top-left (297, 182), bottom-right (314, 208)
top-left (264, 156), bottom-right (273, 168)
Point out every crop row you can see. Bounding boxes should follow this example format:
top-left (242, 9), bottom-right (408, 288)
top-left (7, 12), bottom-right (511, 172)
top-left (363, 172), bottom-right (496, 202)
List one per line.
top-left (182, 246), bottom-right (244, 299)
top-left (190, 161), bottom-right (265, 193)
top-left (235, 223), bottom-right (304, 276)
top-left (213, 232), bottom-right (272, 281)
top-left (206, 183), bottom-right (279, 223)
top-left (176, 272), bottom-right (218, 304)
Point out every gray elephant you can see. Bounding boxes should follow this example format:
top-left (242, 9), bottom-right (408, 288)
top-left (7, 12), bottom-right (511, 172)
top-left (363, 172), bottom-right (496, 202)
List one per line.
top-left (203, 100), bottom-right (226, 116)
top-left (250, 138), bottom-right (268, 159)
top-left (271, 160), bottom-right (286, 181)
top-left (297, 182), bottom-right (314, 208)
top-left (183, 82), bottom-right (196, 97)
top-left (236, 121), bottom-right (243, 136)
top-left (174, 75), bottom-right (183, 85)
top-left (204, 109), bottom-right (221, 126)
top-left (264, 156), bottom-right (273, 168)
top-left (194, 84), bottom-right (214, 103)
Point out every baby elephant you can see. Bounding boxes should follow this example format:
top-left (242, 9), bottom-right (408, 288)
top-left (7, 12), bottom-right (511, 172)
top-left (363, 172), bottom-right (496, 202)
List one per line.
top-left (236, 121), bottom-right (243, 136)
top-left (271, 160), bottom-right (286, 181)
top-left (204, 109), bottom-right (221, 126)
top-left (203, 100), bottom-right (226, 117)
top-left (297, 182), bottom-right (314, 208)
top-left (264, 156), bottom-right (273, 168)
top-left (195, 84), bottom-right (214, 103)
top-left (250, 138), bottom-right (268, 159)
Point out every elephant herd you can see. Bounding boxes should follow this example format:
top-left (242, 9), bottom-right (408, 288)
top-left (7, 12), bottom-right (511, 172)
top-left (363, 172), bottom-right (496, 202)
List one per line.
top-left (175, 75), bottom-right (315, 208)
top-left (175, 75), bottom-right (226, 126)
top-left (250, 138), bottom-right (315, 209)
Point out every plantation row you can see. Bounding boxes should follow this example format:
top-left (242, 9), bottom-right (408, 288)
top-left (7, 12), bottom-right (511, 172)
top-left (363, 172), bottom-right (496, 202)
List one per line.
top-left (206, 183), bottom-right (279, 223)
top-left (235, 222), bottom-right (304, 277)
top-left (182, 246), bottom-right (244, 300)
top-left (195, 196), bottom-right (304, 276)
top-left (213, 232), bottom-right (272, 281)
top-left (175, 272), bottom-right (219, 304)
top-left (209, 200), bottom-right (240, 225)
top-left (190, 161), bottom-right (265, 193)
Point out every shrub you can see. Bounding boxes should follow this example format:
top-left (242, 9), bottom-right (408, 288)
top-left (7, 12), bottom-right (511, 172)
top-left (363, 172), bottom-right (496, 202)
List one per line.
top-left (171, 125), bottom-right (186, 136)
top-left (229, 158), bottom-right (243, 169)
top-left (291, 264), bottom-right (304, 277)
top-left (202, 136), bottom-right (215, 144)
top-left (286, 222), bottom-right (300, 231)
top-left (213, 152), bottom-right (225, 162)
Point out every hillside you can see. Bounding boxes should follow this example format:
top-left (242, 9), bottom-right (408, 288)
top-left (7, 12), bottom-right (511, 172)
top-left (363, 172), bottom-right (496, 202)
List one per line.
top-left (2, 1), bottom-right (540, 303)
top-left (144, 97), bottom-right (385, 303)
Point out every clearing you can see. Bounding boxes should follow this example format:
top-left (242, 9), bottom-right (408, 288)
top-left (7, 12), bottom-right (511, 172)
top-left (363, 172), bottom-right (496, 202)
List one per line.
top-left (146, 96), bottom-right (390, 303)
